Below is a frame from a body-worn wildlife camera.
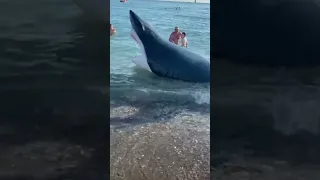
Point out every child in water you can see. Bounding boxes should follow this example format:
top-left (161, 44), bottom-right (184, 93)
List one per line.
top-left (181, 32), bottom-right (188, 48)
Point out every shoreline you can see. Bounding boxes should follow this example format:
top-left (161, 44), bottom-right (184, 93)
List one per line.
top-left (0, 114), bottom-right (109, 179)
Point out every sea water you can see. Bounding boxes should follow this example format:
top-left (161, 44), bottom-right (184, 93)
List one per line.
top-left (110, 0), bottom-right (211, 179)
top-left (110, 0), bottom-right (210, 105)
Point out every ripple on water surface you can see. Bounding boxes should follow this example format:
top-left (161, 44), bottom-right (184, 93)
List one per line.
top-left (110, 0), bottom-right (210, 103)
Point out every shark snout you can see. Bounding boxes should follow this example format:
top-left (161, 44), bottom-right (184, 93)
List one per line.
top-left (129, 10), bottom-right (137, 22)
top-left (129, 10), bottom-right (143, 32)
top-left (129, 10), bottom-right (136, 25)
top-left (129, 10), bottom-right (134, 18)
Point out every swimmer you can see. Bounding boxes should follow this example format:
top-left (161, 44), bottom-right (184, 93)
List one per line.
top-left (169, 26), bottom-right (182, 45)
top-left (181, 32), bottom-right (188, 48)
top-left (110, 24), bottom-right (116, 36)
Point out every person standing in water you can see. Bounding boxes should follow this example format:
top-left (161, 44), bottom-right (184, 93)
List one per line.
top-left (169, 26), bottom-right (182, 45)
top-left (110, 24), bottom-right (116, 36)
top-left (181, 32), bottom-right (188, 48)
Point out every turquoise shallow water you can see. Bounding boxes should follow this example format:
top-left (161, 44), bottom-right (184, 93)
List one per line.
top-left (110, 0), bottom-right (210, 105)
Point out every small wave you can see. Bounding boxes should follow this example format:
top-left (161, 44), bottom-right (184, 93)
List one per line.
top-left (136, 88), bottom-right (210, 105)
top-left (191, 90), bottom-right (210, 104)
top-left (270, 89), bottom-right (320, 135)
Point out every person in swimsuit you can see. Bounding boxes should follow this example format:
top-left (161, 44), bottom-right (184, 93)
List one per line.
top-left (169, 26), bottom-right (182, 45)
top-left (181, 32), bottom-right (188, 48)
top-left (110, 24), bottom-right (116, 36)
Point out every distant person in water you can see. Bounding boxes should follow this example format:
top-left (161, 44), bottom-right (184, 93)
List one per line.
top-left (181, 32), bottom-right (188, 48)
top-left (169, 26), bottom-right (182, 45)
top-left (110, 24), bottom-right (116, 36)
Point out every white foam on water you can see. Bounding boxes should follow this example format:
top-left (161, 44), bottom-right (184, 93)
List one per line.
top-left (136, 88), bottom-right (210, 105)
top-left (270, 87), bottom-right (320, 135)
top-left (214, 84), bottom-right (320, 135)
top-left (191, 90), bottom-right (210, 104)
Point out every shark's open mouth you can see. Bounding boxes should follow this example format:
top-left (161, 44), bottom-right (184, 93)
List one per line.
top-left (130, 29), bottom-right (139, 44)
top-left (129, 24), bottom-right (151, 72)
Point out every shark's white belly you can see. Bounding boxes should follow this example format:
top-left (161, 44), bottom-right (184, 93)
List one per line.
top-left (132, 55), bottom-right (152, 72)
top-left (130, 29), bottom-right (152, 72)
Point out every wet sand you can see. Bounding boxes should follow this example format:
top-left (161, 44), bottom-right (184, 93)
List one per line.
top-left (0, 89), bottom-right (109, 180)
top-left (110, 98), bottom-right (210, 180)
top-left (212, 155), bottom-right (320, 180)
top-left (0, 122), bottom-right (109, 180)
